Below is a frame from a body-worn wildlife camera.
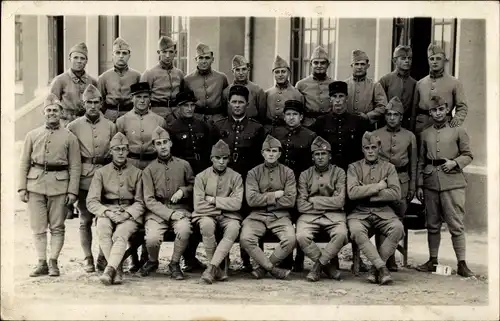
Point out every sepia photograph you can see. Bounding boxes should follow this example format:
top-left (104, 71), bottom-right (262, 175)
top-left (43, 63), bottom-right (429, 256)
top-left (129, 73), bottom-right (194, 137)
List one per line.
top-left (2, 1), bottom-right (499, 320)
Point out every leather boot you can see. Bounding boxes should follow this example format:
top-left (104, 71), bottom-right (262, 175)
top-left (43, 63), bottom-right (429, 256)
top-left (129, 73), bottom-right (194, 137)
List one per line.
top-left (84, 256), bottom-right (95, 273)
top-left (48, 259), bottom-right (60, 277)
top-left (96, 254), bottom-right (107, 273)
top-left (270, 267), bottom-right (291, 280)
top-left (416, 258), bottom-right (438, 272)
top-left (200, 264), bottom-right (216, 284)
top-left (386, 255), bottom-right (398, 272)
top-left (29, 260), bottom-right (49, 277)
top-left (366, 266), bottom-right (379, 284)
top-left (183, 257), bottom-right (206, 273)
top-left (306, 262), bottom-right (321, 282)
top-left (99, 266), bottom-right (116, 286)
top-left (169, 262), bottom-right (184, 280)
top-left (378, 266), bottom-right (393, 285)
top-left (251, 266), bottom-right (267, 279)
top-left (457, 261), bottom-right (475, 277)
top-left (215, 264), bottom-right (229, 282)
top-left (322, 262), bottom-right (341, 280)
top-left (114, 264), bottom-right (124, 285)
top-left (139, 260), bottom-right (159, 277)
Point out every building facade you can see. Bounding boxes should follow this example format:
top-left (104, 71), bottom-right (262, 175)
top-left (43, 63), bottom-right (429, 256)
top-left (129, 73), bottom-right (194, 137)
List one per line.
top-left (14, 16), bottom-right (487, 230)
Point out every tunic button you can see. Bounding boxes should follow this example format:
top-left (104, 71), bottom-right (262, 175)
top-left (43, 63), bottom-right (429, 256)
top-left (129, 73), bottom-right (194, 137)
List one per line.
top-left (94, 136), bottom-right (98, 138)
top-left (371, 177), bottom-right (375, 180)
top-left (120, 183), bottom-right (123, 187)
top-left (236, 136), bottom-right (239, 139)
top-left (437, 139), bottom-right (440, 142)
top-left (166, 178), bottom-right (169, 181)
top-left (270, 178), bottom-right (273, 181)
top-left (141, 129), bottom-right (144, 132)
top-left (431, 86), bottom-right (435, 90)
top-left (48, 141), bottom-right (51, 143)
top-left (320, 100), bottom-right (323, 103)
top-left (205, 95), bottom-right (209, 99)
top-left (95, 145), bottom-right (98, 148)
top-left (46, 150), bottom-right (50, 153)
top-left (167, 188), bottom-right (170, 191)
top-left (392, 145), bottom-right (396, 147)
top-left (355, 100), bottom-right (359, 103)
top-left (437, 149), bottom-right (440, 152)
top-left (275, 107), bottom-right (280, 110)
top-left (356, 90), bottom-right (360, 93)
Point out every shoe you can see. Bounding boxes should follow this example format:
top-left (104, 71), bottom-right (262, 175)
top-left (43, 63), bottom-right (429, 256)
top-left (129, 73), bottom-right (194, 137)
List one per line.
top-left (114, 265), bottom-right (124, 285)
top-left (306, 262), bottom-right (321, 282)
top-left (183, 257), bottom-right (206, 273)
top-left (378, 267), bottom-right (393, 285)
top-left (386, 255), bottom-right (398, 272)
top-left (99, 266), bottom-right (116, 286)
top-left (270, 267), bottom-right (291, 280)
top-left (322, 262), bottom-right (341, 280)
top-left (215, 266), bottom-right (229, 282)
top-left (366, 266), bottom-right (379, 284)
top-left (240, 264), bottom-right (254, 273)
top-left (96, 255), bottom-right (107, 273)
top-left (139, 260), bottom-right (159, 277)
top-left (200, 265), bottom-right (216, 284)
top-left (84, 256), bottom-right (96, 273)
top-left (48, 259), bottom-right (60, 277)
top-left (251, 267), bottom-right (267, 279)
top-left (29, 260), bottom-right (49, 277)
top-left (416, 258), bottom-right (438, 272)
top-left (457, 261), bottom-right (475, 277)
top-left (169, 262), bottom-right (184, 280)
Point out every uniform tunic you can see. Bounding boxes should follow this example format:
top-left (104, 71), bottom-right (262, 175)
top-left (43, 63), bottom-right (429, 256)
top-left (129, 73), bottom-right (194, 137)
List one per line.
top-left (344, 76), bottom-right (387, 124)
top-left (378, 70), bottom-right (417, 129)
top-left (264, 82), bottom-right (304, 129)
top-left (296, 75), bottom-right (334, 127)
top-left (222, 81), bottom-right (266, 120)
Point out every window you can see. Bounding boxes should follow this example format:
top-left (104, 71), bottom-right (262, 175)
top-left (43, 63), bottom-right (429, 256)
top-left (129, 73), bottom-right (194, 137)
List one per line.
top-left (159, 16), bottom-right (189, 73)
top-left (48, 16), bottom-right (64, 82)
top-left (15, 16), bottom-right (23, 82)
top-left (431, 18), bottom-right (457, 75)
top-left (290, 17), bottom-right (337, 85)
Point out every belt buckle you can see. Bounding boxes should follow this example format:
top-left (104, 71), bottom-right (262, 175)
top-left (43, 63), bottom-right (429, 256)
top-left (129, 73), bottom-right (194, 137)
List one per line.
top-left (232, 152), bottom-right (239, 163)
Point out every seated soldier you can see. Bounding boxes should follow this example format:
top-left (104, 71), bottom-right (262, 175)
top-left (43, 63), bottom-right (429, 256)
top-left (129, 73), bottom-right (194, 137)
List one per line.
top-left (346, 132), bottom-right (404, 285)
top-left (240, 135), bottom-right (297, 280)
top-left (140, 126), bottom-right (194, 280)
top-left (296, 136), bottom-right (347, 282)
top-left (193, 140), bottom-right (244, 284)
top-left (86, 132), bottom-right (145, 286)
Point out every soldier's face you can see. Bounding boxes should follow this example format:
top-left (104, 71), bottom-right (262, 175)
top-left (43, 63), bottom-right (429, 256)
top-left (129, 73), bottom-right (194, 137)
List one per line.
top-left (284, 110), bottom-right (303, 128)
top-left (394, 55), bottom-right (412, 71)
top-left (313, 150), bottom-right (331, 167)
top-left (44, 105), bottom-right (62, 125)
top-left (113, 49), bottom-right (131, 67)
top-left (111, 145), bottom-right (129, 164)
top-left (330, 93), bottom-right (347, 114)
top-left (196, 54), bottom-right (214, 71)
top-left (273, 68), bottom-right (289, 84)
top-left (233, 66), bottom-right (249, 82)
top-left (229, 95), bottom-right (247, 118)
top-left (311, 59), bottom-right (329, 74)
top-left (428, 54), bottom-right (446, 71)
top-left (158, 48), bottom-right (176, 65)
top-left (212, 155), bottom-right (229, 172)
top-left (153, 138), bottom-right (172, 158)
top-left (133, 92), bottom-right (151, 112)
top-left (363, 144), bottom-right (380, 162)
top-left (262, 147), bottom-right (281, 164)
top-left (84, 98), bottom-right (102, 118)
top-left (351, 60), bottom-right (370, 77)
top-left (69, 52), bottom-right (87, 71)
top-left (179, 102), bottom-right (196, 118)
top-left (385, 110), bottom-right (403, 128)
top-left (429, 105), bottom-right (449, 123)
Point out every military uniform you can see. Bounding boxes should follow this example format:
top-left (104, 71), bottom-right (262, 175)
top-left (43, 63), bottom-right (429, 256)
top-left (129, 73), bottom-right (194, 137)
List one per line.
top-left (98, 38), bottom-right (141, 122)
top-left (18, 94), bottom-right (82, 276)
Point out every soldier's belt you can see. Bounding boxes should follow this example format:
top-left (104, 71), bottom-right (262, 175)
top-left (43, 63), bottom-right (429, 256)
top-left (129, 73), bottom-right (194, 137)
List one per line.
top-left (194, 106), bottom-right (223, 115)
top-left (396, 165), bottom-right (409, 173)
top-left (102, 197), bottom-right (133, 206)
top-left (151, 100), bottom-right (176, 108)
top-left (31, 162), bottom-right (68, 172)
top-left (104, 102), bottom-right (133, 112)
top-left (425, 158), bottom-right (446, 166)
top-left (128, 151), bottom-right (157, 161)
top-left (305, 110), bottom-right (328, 118)
top-left (81, 156), bottom-right (111, 165)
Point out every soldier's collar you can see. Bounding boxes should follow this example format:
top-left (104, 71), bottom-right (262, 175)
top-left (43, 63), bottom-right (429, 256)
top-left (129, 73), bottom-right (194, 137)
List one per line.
top-left (157, 155), bottom-right (173, 165)
top-left (159, 60), bottom-right (173, 70)
top-left (433, 121), bottom-right (448, 129)
top-left (312, 73), bottom-right (329, 81)
top-left (314, 163), bottom-right (331, 173)
top-left (85, 114), bottom-right (101, 124)
top-left (395, 69), bottom-right (410, 78)
top-left (352, 74), bottom-right (367, 82)
top-left (133, 108), bottom-right (149, 116)
top-left (45, 122), bottom-right (61, 130)
top-left (429, 68), bottom-right (445, 79)
top-left (264, 161), bottom-right (279, 169)
top-left (68, 68), bottom-right (88, 83)
top-left (385, 125), bottom-right (401, 132)
top-left (363, 158), bottom-right (379, 166)
top-left (286, 125), bottom-right (301, 134)
top-left (233, 79), bottom-right (248, 86)
top-left (114, 65), bottom-right (129, 74)
top-left (212, 166), bottom-right (227, 175)
top-left (112, 161), bottom-right (128, 171)
top-left (275, 81), bottom-right (289, 90)
top-left (231, 116), bottom-right (247, 124)
top-left (197, 67), bottom-right (213, 76)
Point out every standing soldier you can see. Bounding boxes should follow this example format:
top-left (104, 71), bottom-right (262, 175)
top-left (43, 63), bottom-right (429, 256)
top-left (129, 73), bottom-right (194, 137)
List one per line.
top-left (140, 126), bottom-right (194, 280)
top-left (222, 55), bottom-right (266, 123)
top-left (372, 96), bottom-right (417, 271)
top-left (344, 50), bottom-right (387, 127)
top-left (67, 84), bottom-right (116, 273)
top-left (378, 45), bottom-right (417, 130)
top-left (185, 43), bottom-right (229, 124)
top-left (413, 44), bottom-right (468, 135)
top-left (240, 135), bottom-right (297, 279)
top-left (264, 55), bottom-right (304, 133)
top-left (141, 36), bottom-right (185, 121)
top-left (193, 140), bottom-right (244, 284)
top-left (346, 132), bottom-right (404, 285)
top-left (98, 37), bottom-right (141, 123)
top-left (296, 136), bottom-right (348, 282)
top-left (86, 132), bottom-right (144, 285)
top-left (415, 96), bottom-right (474, 277)
top-left (50, 42), bottom-right (97, 127)
top-left (296, 46), bottom-right (334, 128)
top-left (18, 94), bottom-right (81, 277)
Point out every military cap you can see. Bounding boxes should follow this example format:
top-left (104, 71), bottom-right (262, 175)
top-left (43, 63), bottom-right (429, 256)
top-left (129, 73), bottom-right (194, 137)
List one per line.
top-left (151, 126), bottom-right (170, 142)
top-left (69, 42), bottom-right (88, 58)
top-left (112, 37), bottom-right (131, 52)
top-left (362, 131), bottom-right (381, 147)
top-left (310, 46), bottom-right (329, 62)
top-left (351, 49), bottom-right (369, 63)
top-left (82, 84), bottom-right (102, 102)
top-left (385, 96), bottom-right (404, 114)
top-left (130, 82), bottom-right (151, 96)
top-left (44, 93), bottom-right (63, 109)
top-left (196, 43), bottom-right (213, 57)
top-left (329, 81), bottom-right (348, 96)
top-left (311, 136), bottom-right (331, 153)
top-left (273, 55), bottom-right (290, 71)
top-left (429, 96), bottom-right (448, 109)
top-left (228, 85), bottom-right (249, 102)
top-left (211, 139), bottom-right (230, 157)
top-left (158, 36), bottom-right (176, 50)
top-left (427, 43), bottom-right (447, 59)
top-left (262, 135), bottom-right (282, 150)
top-left (393, 45), bottom-right (412, 58)
top-left (110, 132), bottom-right (129, 148)
top-left (176, 90), bottom-right (197, 106)
top-left (283, 100), bottom-right (304, 114)
top-left (232, 55), bottom-right (249, 69)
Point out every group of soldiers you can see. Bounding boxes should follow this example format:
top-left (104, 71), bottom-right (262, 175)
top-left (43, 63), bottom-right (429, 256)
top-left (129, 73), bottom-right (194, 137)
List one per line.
top-left (18, 34), bottom-right (475, 287)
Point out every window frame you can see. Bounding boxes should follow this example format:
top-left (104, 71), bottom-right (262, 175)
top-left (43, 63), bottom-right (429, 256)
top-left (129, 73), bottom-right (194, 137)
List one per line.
top-left (15, 15), bottom-right (23, 82)
top-left (431, 18), bottom-right (457, 76)
top-left (159, 16), bottom-right (189, 74)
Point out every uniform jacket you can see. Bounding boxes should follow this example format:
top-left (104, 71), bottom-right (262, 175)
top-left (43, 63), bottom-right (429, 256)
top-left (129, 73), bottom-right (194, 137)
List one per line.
top-left (418, 122), bottom-right (473, 191)
top-left (297, 164), bottom-right (346, 222)
top-left (50, 69), bottom-right (98, 114)
top-left (18, 124), bottom-right (81, 196)
top-left (265, 82), bottom-right (304, 125)
top-left (185, 69), bottom-right (229, 111)
top-left (142, 157), bottom-right (195, 223)
top-left (245, 163), bottom-right (297, 217)
top-left (222, 81), bottom-right (266, 120)
top-left (97, 66), bottom-right (141, 108)
top-left (344, 76), bottom-right (387, 123)
top-left (116, 110), bottom-right (166, 155)
top-left (67, 115), bottom-right (117, 190)
top-left (192, 166), bottom-right (243, 220)
top-left (140, 64), bottom-right (185, 103)
top-left (378, 70), bottom-right (417, 129)
top-left (347, 159), bottom-right (401, 219)
top-left (86, 162), bottom-right (144, 224)
top-left (296, 75), bottom-right (334, 126)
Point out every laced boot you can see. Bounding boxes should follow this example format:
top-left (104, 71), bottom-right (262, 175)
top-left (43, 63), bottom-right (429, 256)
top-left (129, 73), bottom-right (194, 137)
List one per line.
top-left (416, 257), bottom-right (438, 272)
top-left (169, 262), bottom-right (185, 280)
top-left (270, 267), bottom-right (291, 280)
top-left (114, 264), bottom-right (124, 285)
top-left (322, 262), bottom-right (341, 280)
top-left (48, 259), bottom-right (60, 277)
top-left (84, 256), bottom-right (95, 273)
top-left (378, 266), bottom-right (393, 285)
top-left (457, 261), bottom-right (475, 277)
top-left (29, 260), bottom-right (49, 277)
top-left (251, 266), bottom-right (267, 279)
top-left (306, 262), bottom-right (321, 282)
top-left (366, 266), bottom-right (379, 284)
top-left (99, 266), bottom-right (116, 286)
top-left (139, 260), bottom-right (159, 277)
top-left (200, 264), bottom-right (216, 284)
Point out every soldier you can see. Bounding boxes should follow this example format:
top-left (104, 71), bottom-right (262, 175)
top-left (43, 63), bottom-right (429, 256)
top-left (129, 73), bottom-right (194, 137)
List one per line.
top-left (67, 84), bottom-right (116, 273)
top-left (347, 132), bottom-right (404, 285)
top-left (98, 37), bottom-right (141, 122)
top-left (240, 135), bottom-right (297, 280)
top-left (378, 45), bottom-right (417, 130)
top-left (296, 46), bottom-right (334, 128)
top-left (211, 85), bottom-right (266, 272)
top-left (344, 50), bottom-right (387, 127)
top-left (18, 94), bottom-right (81, 277)
top-left (415, 96), bottom-right (474, 277)
top-left (264, 55), bottom-right (304, 133)
top-left (50, 42), bottom-right (98, 127)
top-left (222, 55), bottom-right (266, 123)
top-left (140, 126), bottom-right (194, 280)
top-left (413, 44), bottom-right (468, 135)
top-left (141, 36), bottom-right (185, 121)
top-left (296, 136), bottom-right (347, 282)
top-left (372, 96), bottom-right (417, 271)
top-left (193, 140), bottom-right (244, 284)
top-left (185, 43), bottom-right (229, 124)
top-left (86, 132), bottom-right (144, 285)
